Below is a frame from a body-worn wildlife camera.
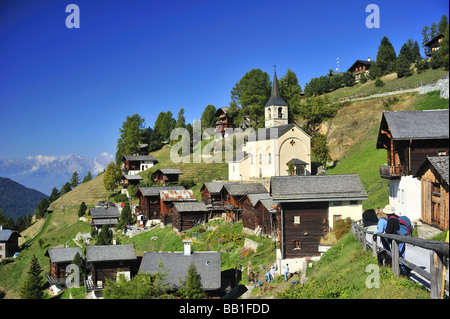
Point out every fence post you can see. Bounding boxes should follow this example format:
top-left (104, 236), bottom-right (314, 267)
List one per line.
top-left (391, 240), bottom-right (399, 277)
top-left (372, 235), bottom-right (378, 257)
top-left (362, 231), bottom-right (367, 251)
top-left (430, 251), bottom-right (444, 299)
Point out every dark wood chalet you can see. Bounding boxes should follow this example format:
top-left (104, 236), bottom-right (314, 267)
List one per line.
top-left (376, 110), bottom-right (449, 179)
top-left (85, 244), bottom-right (138, 291)
top-left (424, 34), bottom-right (444, 57)
top-left (200, 181), bottom-right (239, 219)
top-left (271, 175), bottom-right (368, 259)
top-left (0, 229), bottom-right (21, 261)
top-left (254, 198), bottom-right (278, 237)
top-left (222, 183), bottom-right (268, 223)
top-left (414, 156), bottom-right (449, 230)
top-left (347, 58), bottom-right (372, 80)
top-left (171, 201), bottom-right (209, 232)
top-left (240, 193), bottom-right (271, 232)
top-left (45, 247), bottom-right (83, 286)
top-left (159, 189), bottom-right (196, 226)
top-left (134, 186), bottom-right (185, 223)
top-left (151, 168), bottom-right (183, 185)
top-left (121, 174), bottom-right (143, 188)
top-left (215, 107), bottom-right (234, 138)
top-left (89, 206), bottom-right (120, 230)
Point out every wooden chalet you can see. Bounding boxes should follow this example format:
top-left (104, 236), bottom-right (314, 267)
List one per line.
top-left (139, 241), bottom-right (222, 297)
top-left (200, 181), bottom-right (239, 218)
top-left (254, 198), bottom-right (278, 237)
top-left (424, 34), bottom-right (444, 57)
top-left (159, 189), bottom-right (196, 226)
top-left (240, 193), bottom-right (271, 233)
top-left (271, 175), bottom-right (368, 259)
top-left (85, 244), bottom-right (138, 291)
top-left (89, 206), bottom-right (120, 230)
top-left (45, 247), bottom-right (83, 286)
top-left (376, 110), bottom-right (449, 221)
top-left (151, 168), bottom-right (183, 185)
top-left (120, 174), bottom-right (143, 188)
top-left (122, 155), bottom-right (157, 175)
top-left (171, 201), bottom-right (209, 232)
top-left (134, 186), bottom-right (185, 223)
top-left (222, 183), bottom-right (268, 223)
top-left (0, 229), bottom-right (21, 261)
top-left (215, 107), bottom-right (234, 138)
top-left (414, 156), bottom-right (449, 230)
top-left (347, 58), bottom-right (372, 80)
top-left (377, 110), bottom-right (449, 178)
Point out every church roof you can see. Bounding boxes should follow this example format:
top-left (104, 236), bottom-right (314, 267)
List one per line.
top-left (265, 69), bottom-right (288, 107)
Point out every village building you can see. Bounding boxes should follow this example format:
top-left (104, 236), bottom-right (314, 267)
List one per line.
top-left (0, 228), bottom-right (21, 261)
top-left (171, 201), bottom-right (209, 232)
top-left (45, 247), bottom-right (83, 287)
top-left (240, 192), bottom-right (272, 234)
top-left (222, 182), bottom-right (268, 222)
top-left (200, 181), bottom-right (240, 219)
top-left (120, 174), bottom-right (143, 188)
top-left (424, 34), bottom-right (444, 58)
top-left (271, 174), bottom-right (368, 272)
top-left (254, 198), bottom-right (278, 237)
top-left (134, 186), bottom-right (185, 225)
top-left (228, 69), bottom-right (311, 184)
top-left (85, 244), bottom-right (138, 291)
top-left (347, 58), bottom-right (372, 81)
top-left (121, 155), bottom-right (157, 175)
top-left (159, 189), bottom-right (196, 226)
top-left (414, 156), bottom-right (449, 230)
top-left (139, 240), bottom-right (222, 297)
top-left (89, 206), bottom-right (120, 230)
top-left (376, 109), bottom-right (449, 222)
top-left (215, 107), bottom-right (234, 138)
top-left (151, 168), bottom-right (183, 185)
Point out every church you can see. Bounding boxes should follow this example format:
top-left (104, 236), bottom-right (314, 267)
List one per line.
top-left (228, 69), bottom-right (311, 182)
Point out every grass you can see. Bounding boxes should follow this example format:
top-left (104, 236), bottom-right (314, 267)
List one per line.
top-left (277, 233), bottom-right (430, 299)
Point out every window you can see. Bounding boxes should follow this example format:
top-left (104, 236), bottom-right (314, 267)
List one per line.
top-left (278, 107), bottom-right (283, 118)
top-left (294, 240), bottom-right (301, 250)
top-left (350, 200), bottom-right (358, 205)
top-left (334, 215), bottom-right (342, 222)
top-left (294, 216), bottom-right (301, 224)
top-left (259, 154), bottom-right (262, 164)
top-left (333, 201), bottom-right (342, 206)
top-left (268, 153), bottom-right (271, 164)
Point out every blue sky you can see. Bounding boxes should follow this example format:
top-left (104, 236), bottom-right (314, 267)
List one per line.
top-left (0, 0), bottom-right (448, 160)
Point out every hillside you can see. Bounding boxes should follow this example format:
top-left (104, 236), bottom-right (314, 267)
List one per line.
top-left (0, 177), bottom-right (48, 222)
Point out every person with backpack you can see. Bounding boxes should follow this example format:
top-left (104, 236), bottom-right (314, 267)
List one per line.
top-left (373, 207), bottom-right (390, 250)
top-left (384, 212), bottom-right (412, 274)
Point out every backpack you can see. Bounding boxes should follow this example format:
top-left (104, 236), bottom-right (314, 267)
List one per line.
top-left (388, 215), bottom-right (412, 236)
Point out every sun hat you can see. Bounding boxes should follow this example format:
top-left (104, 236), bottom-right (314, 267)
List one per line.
top-left (383, 204), bottom-right (394, 214)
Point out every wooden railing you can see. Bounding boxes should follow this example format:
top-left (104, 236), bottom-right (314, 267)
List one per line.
top-left (351, 220), bottom-right (449, 299)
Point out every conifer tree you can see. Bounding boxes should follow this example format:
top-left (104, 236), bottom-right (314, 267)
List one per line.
top-left (19, 255), bottom-right (44, 299)
top-left (178, 263), bottom-right (206, 299)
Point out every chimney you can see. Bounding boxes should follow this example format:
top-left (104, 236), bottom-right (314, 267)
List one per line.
top-left (183, 240), bottom-right (192, 256)
top-left (368, 57), bottom-right (371, 61)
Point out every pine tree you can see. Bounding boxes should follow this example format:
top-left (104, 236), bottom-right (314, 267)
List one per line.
top-left (376, 36), bottom-right (397, 73)
top-left (70, 171), bottom-right (80, 188)
top-left (178, 263), bottom-right (206, 299)
top-left (19, 255), bottom-right (44, 299)
top-left (82, 171), bottom-right (93, 183)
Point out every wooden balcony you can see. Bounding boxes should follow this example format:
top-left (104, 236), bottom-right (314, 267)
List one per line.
top-left (380, 165), bottom-right (403, 179)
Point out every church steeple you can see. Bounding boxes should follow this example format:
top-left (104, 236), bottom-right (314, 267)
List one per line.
top-left (265, 66), bottom-right (288, 128)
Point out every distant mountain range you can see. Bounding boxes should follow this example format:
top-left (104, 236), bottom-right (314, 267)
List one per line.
top-left (0, 153), bottom-right (114, 195)
top-left (0, 177), bottom-right (48, 222)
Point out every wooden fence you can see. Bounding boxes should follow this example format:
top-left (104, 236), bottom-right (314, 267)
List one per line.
top-left (351, 220), bottom-right (449, 299)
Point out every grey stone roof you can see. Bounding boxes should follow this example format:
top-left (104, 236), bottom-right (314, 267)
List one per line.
top-left (414, 155), bottom-right (449, 185)
top-left (122, 155), bottom-right (157, 162)
top-left (0, 229), bottom-right (21, 242)
top-left (382, 110), bottom-right (449, 140)
top-left (271, 174), bottom-right (368, 202)
top-left (89, 206), bottom-right (120, 219)
top-left (85, 244), bottom-right (137, 262)
top-left (257, 198), bottom-right (276, 213)
top-left (139, 251), bottom-right (221, 290)
top-left (172, 201), bottom-right (209, 212)
top-left (202, 181), bottom-right (240, 194)
top-left (47, 247), bottom-right (82, 263)
top-left (224, 183), bottom-right (268, 196)
top-left (122, 174), bottom-right (143, 180)
top-left (246, 193), bottom-right (271, 206)
top-left (154, 168), bottom-right (183, 175)
top-left (265, 69), bottom-right (288, 107)
top-left (137, 186), bottom-right (185, 197)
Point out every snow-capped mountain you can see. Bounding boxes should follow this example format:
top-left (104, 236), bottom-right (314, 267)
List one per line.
top-left (0, 153), bottom-right (114, 195)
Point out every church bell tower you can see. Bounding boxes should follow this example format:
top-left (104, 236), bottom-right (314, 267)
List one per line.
top-left (265, 67), bottom-right (288, 128)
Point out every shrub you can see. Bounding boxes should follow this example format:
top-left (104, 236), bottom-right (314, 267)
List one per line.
top-left (374, 77), bottom-right (385, 87)
top-left (334, 217), bottom-right (353, 240)
top-left (416, 59), bottom-right (429, 74)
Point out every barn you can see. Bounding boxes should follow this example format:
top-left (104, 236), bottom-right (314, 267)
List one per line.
top-left (171, 201), bottom-right (209, 232)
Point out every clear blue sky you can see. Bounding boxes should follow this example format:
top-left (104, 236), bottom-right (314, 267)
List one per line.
top-left (0, 0), bottom-right (448, 160)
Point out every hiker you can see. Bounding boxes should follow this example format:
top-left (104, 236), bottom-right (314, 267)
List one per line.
top-left (384, 212), bottom-right (411, 274)
top-left (254, 272), bottom-right (262, 288)
top-left (265, 271), bottom-right (271, 283)
top-left (284, 264), bottom-right (289, 282)
top-left (270, 266), bottom-right (275, 281)
top-left (373, 206), bottom-right (390, 250)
